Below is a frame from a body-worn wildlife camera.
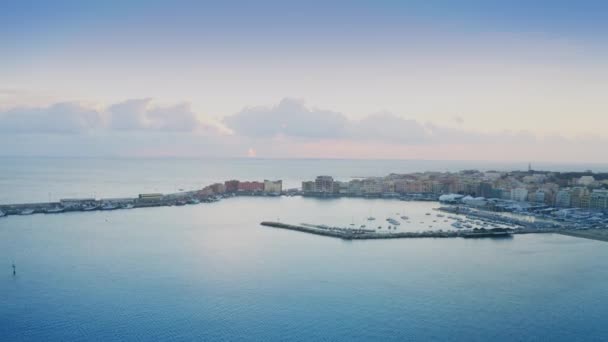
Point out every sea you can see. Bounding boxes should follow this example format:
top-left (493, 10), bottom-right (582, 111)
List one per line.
top-left (1, 157), bottom-right (608, 341)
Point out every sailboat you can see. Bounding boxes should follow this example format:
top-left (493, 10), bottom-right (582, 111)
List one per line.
top-left (367, 208), bottom-right (376, 221)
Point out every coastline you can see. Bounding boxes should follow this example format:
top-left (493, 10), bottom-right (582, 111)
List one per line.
top-left (557, 230), bottom-right (608, 243)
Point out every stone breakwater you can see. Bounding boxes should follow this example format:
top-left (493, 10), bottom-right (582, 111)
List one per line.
top-left (260, 221), bottom-right (522, 240)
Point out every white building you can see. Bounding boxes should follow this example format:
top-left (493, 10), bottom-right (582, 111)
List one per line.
top-left (578, 176), bottom-right (595, 186)
top-left (510, 188), bottom-right (529, 202)
top-left (555, 189), bottom-right (572, 208)
top-left (263, 180), bottom-right (283, 193)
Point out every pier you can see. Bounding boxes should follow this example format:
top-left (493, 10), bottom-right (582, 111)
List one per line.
top-left (260, 221), bottom-right (521, 240)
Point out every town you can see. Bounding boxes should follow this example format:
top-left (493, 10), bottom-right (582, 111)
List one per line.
top-left (1, 167), bottom-right (608, 238)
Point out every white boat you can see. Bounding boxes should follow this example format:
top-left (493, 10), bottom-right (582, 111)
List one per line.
top-left (101, 203), bottom-right (117, 210)
top-left (123, 204), bottom-right (134, 209)
top-left (45, 207), bottom-right (64, 213)
top-left (386, 218), bottom-right (401, 225)
top-left (20, 209), bottom-right (35, 215)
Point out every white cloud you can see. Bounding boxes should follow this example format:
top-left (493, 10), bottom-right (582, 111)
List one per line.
top-left (0, 99), bottom-right (227, 135)
top-left (107, 99), bottom-right (215, 133)
top-left (0, 102), bottom-right (103, 134)
top-left (224, 98), bottom-right (349, 138)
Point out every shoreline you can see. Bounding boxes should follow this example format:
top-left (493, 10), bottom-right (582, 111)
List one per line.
top-left (557, 230), bottom-right (608, 243)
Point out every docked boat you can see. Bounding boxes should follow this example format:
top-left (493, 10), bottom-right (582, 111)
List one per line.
top-left (101, 203), bottom-right (117, 210)
top-left (367, 216), bottom-right (376, 221)
top-left (386, 218), bottom-right (401, 225)
top-left (123, 204), bottom-right (134, 209)
top-left (45, 207), bottom-right (64, 214)
top-left (400, 215), bottom-right (409, 220)
top-left (82, 205), bottom-right (98, 211)
top-left (20, 208), bottom-right (35, 215)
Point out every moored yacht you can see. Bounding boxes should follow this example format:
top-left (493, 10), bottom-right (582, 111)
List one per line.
top-left (101, 203), bottom-right (117, 210)
top-left (386, 218), bottom-right (401, 225)
top-left (20, 208), bottom-right (35, 215)
top-left (45, 207), bottom-right (64, 214)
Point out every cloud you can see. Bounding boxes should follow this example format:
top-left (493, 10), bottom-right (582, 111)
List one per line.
top-left (347, 112), bottom-right (430, 144)
top-left (107, 98), bottom-right (212, 132)
top-left (224, 98), bottom-right (349, 138)
top-left (0, 102), bottom-right (103, 134)
top-left (0, 99), bottom-right (227, 135)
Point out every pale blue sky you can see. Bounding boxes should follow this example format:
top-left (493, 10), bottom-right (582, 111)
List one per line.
top-left (1, 1), bottom-right (607, 161)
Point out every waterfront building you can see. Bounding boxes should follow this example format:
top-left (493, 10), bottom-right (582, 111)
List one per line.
top-left (534, 190), bottom-right (546, 204)
top-left (210, 183), bottom-right (226, 194)
top-left (590, 190), bottom-right (608, 211)
top-left (347, 179), bottom-right (362, 195)
top-left (263, 180), bottom-right (283, 193)
top-left (571, 187), bottom-right (590, 209)
top-left (224, 180), bottom-right (240, 193)
top-left (511, 188), bottom-right (529, 202)
top-left (478, 182), bottom-right (494, 198)
top-left (555, 188), bottom-right (572, 208)
top-left (138, 193), bottom-right (163, 203)
top-left (362, 178), bottom-right (382, 195)
top-left (578, 176), bottom-right (595, 186)
top-left (314, 176), bottom-right (334, 193)
top-left (301, 181), bottom-right (315, 193)
top-left (238, 181), bottom-right (264, 192)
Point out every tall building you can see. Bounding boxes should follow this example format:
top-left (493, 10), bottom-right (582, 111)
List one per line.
top-left (511, 188), bottom-right (528, 202)
top-left (590, 190), bottom-right (608, 211)
top-left (263, 180), bottom-right (282, 193)
top-left (570, 187), bottom-right (590, 209)
top-left (224, 180), bottom-right (240, 193)
top-left (238, 181), bottom-right (264, 192)
top-left (555, 188), bottom-right (572, 207)
top-left (314, 176), bottom-right (334, 193)
top-left (302, 181), bottom-right (315, 193)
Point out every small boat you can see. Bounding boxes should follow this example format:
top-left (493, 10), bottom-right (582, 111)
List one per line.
top-left (45, 207), bottom-right (64, 214)
top-left (123, 204), bottom-right (134, 209)
top-left (400, 216), bottom-right (409, 220)
top-left (367, 216), bottom-right (376, 221)
top-left (20, 209), bottom-right (35, 215)
top-left (101, 203), bottom-right (117, 210)
top-left (82, 205), bottom-right (98, 211)
top-left (386, 218), bottom-right (401, 225)
top-left (425, 213), bottom-right (431, 216)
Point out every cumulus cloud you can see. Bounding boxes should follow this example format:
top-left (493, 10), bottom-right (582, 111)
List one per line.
top-left (0, 102), bottom-right (103, 134)
top-left (224, 98), bottom-right (349, 138)
top-left (107, 98), bottom-right (212, 132)
top-left (0, 99), bottom-right (226, 135)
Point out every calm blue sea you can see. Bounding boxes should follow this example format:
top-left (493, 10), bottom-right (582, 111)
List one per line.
top-left (1, 157), bottom-right (608, 341)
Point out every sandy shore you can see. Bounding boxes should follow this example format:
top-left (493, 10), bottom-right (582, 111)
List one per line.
top-left (558, 230), bottom-right (608, 243)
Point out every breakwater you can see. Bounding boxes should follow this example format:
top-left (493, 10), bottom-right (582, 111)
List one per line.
top-left (260, 221), bottom-right (520, 240)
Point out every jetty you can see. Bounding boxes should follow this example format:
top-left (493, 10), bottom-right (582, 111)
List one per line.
top-left (260, 221), bottom-right (519, 240)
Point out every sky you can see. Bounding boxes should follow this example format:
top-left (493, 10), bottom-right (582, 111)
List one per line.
top-left (1, 0), bottom-right (607, 162)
